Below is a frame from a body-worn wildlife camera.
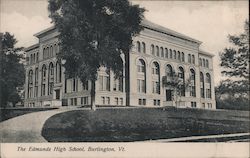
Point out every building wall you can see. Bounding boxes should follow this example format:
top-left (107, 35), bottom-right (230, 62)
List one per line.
top-left (24, 23), bottom-right (216, 109)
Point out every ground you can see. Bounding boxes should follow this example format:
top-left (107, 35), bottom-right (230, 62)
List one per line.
top-left (0, 107), bottom-right (249, 142)
top-left (0, 107), bottom-right (58, 122)
top-left (41, 107), bottom-right (250, 142)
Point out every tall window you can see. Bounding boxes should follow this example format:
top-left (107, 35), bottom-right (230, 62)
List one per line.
top-left (178, 67), bottom-right (185, 96)
top-left (152, 62), bottom-right (159, 75)
top-left (34, 68), bottom-right (38, 97)
top-left (137, 59), bottom-right (146, 93)
top-left (190, 69), bottom-right (196, 97)
top-left (28, 70), bottom-right (33, 98)
top-left (173, 50), bottom-right (176, 59)
top-left (199, 58), bottom-right (202, 66)
top-left (206, 59), bottom-right (209, 68)
top-left (165, 48), bottom-right (168, 58)
top-left (56, 61), bottom-right (62, 83)
top-left (137, 41), bottom-right (141, 53)
top-left (192, 55), bottom-right (195, 64)
top-left (152, 62), bottom-right (160, 94)
top-left (50, 46), bottom-right (53, 57)
top-left (142, 42), bottom-right (146, 53)
top-left (160, 47), bottom-right (164, 57)
top-left (169, 49), bottom-right (172, 58)
top-left (41, 65), bottom-right (46, 96)
top-left (113, 77), bottom-right (123, 92)
top-left (99, 72), bottom-right (110, 91)
top-left (166, 64), bottom-right (173, 77)
top-left (177, 51), bottom-right (181, 61)
top-left (200, 72), bottom-right (205, 98)
top-left (156, 46), bottom-right (159, 57)
top-left (151, 44), bottom-right (155, 56)
top-left (181, 52), bottom-right (185, 62)
top-left (36, 52), bottom-right (39, 62)
top-left (43, 48), bottom-right (46, 59)
top-left (188, 54), bottom-right (191, 63)
top-left (202, 59), bottom-right (205, 67)
top-left (206, 73), bottom-right (211, 98)
top-left (48, 63), bottom-right (54, 95)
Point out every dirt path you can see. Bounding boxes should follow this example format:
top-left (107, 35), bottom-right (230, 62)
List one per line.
top-left (0, 108), bottom-right (75, 142)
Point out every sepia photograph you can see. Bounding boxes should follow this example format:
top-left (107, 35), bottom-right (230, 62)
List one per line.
top-left (0, 0), bottom-right (249, 157)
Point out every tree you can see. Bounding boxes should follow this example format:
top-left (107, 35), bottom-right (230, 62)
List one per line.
top-left (48, 0), bottom-right (145, 110)
top-left (220, 20), bottom-right (249, 80)
top-left (162, 72), bottom-right (191, 108)
top-left (0, 32), bottom-right (25, 107)
top-left (217, 20), bottom-right (249, 110)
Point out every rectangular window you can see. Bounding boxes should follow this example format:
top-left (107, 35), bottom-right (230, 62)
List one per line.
top-left (191, 102), bottom-right (197, 108)
top-left (81, 97), bottom-right (83, 105)
top-left (99, 76), bottom-right (110, 91)
top-left (102, 96), bottom-right (105, 105)
top-left (115, 97), bottom-right (119, 105)
top-left (138, 99), bottom-right (142, 105)
top-left (83, 81), bottom-right (88, 90)
top-left (106, 97), bottom-right (110, 105)
top-left (152, 81), bottom-right (160, 94)
top-left (143, 99), bottom-right (146, 105)
top-left (120, 98), bottom-right (123, 105)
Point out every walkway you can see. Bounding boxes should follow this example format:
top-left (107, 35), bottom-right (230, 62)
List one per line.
top-left (0, 108), bottom-right (76, 143)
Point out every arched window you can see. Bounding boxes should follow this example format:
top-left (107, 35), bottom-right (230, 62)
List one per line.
top-left (151, 44), bottom-right (155, 55)
top-left (30, 54), bottom-right (33, 64)
top-left (152, 62), bottom-right (160, 75)
top-left (178, 51), bottom-right (181, 61)
top-left (35, 68), bottom-right (38, 84)
top-left (202, 59), bottom-right (205, 67)
top-left (152, 62), bottom-right (160, 94)
top-left (136, 41), bottom-right (141, 53)
top-left (206, 73), bottom-right (211, 98)
top-left (48, 63), bottom-right (54, 95)
top-left (181, 52), bottom-right (185, 62)
top-left (56, 61), bottom-right (62, 83)
top-left (173, 50), bottom-right (176, 59)
top-left (142, 42), bottom-right (146, 53)
top-left (188, 54), bottom-right (191, 63)
top-left (36, 52), bottom-right (39, 62)
top-left (137, 59), bottom-right (146, 93)
top-left (166, 64), bottom-right (173, 77)
top-left (156, 46), bottom-right (159, 57)
top-left (169, 49), bottom-right (172, 59)
top-left (50, 46), bottom-right (53, 57)
top-left (200, 72), bottom-right (205, 98)
top-left (190, 69), bottom-right (196, 97)
top-left (192, 55), bottom-right (195, 64)
top-left (178, 67), bottom-right (185, 96)
top-left (43, 48), bottom-right (45, 59)
top-left (41, 65), bottom-right (46, 96)
top-left (46, 47), bottom-right (49, 58)
top-left (28, 70), bottom-right (33, 98)
top-left (206, 59), bottom-right (209, 68)
top-left (165, 48), bottom-right (168, 58)
top-left (34, 68), bottom-right (38, 97)
top-left (160, 47), bottom-right (164, 57)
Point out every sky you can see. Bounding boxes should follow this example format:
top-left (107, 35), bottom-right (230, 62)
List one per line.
top-left (1, 0), bottom-right (249, 85)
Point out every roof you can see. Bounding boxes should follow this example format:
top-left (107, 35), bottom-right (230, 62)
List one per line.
top-left (199, 50), bottom-right (215, 57)
top-left (32, 19), bottom-right (202, 44)
top-left (34, 25), bottom-right (56, 38)
top-left (24, 43), bottom-right (39, 52)
top-left (141, 19), bottom-right (202, 44)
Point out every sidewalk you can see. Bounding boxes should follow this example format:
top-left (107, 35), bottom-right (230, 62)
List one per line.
top-left (0, 108), bottom-right (75, 143)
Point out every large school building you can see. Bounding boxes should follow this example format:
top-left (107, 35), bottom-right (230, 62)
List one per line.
top-left (24, 19), bottom-right (216, 109)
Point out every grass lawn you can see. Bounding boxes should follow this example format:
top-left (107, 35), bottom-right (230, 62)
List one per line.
top-left (41, 107), bottom-right (250, 142)
top-left (0, 107), bottom-right (58, 122)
